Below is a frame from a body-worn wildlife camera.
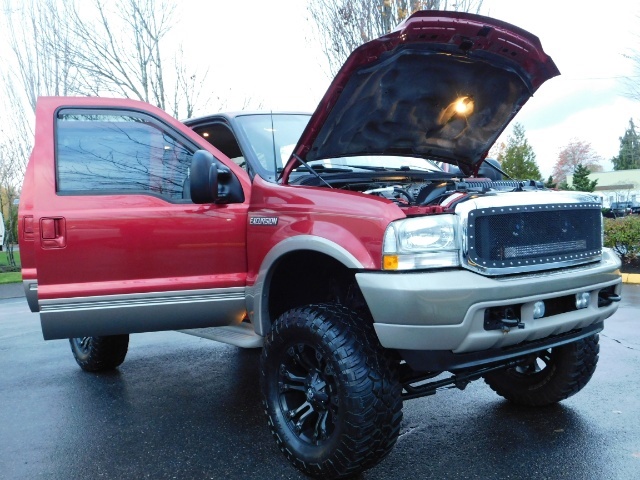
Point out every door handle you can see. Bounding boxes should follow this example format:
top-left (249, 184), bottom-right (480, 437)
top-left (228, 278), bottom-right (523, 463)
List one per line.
top-left (40, 217), bottom-right (66, 248)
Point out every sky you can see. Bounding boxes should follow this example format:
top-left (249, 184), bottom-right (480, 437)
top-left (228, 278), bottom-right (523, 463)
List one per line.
top-left (177, 0), bottom-right (640, 178)
top-left (1, 1), bottom-right (638, 178)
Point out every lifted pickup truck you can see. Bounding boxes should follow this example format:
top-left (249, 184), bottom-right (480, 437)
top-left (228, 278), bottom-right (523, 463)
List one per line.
top-left (19, 11), bottom-right (621, 479)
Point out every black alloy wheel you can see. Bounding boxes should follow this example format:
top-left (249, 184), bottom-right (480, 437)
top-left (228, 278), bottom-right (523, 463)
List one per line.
top-left (278, 341), bottom-right (339, 445)
top-left (261, 304), bottom-right (402, 479)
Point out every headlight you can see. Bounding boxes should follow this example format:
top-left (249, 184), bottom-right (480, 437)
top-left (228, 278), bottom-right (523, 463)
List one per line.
top-left (382, 215), bottom-right (460, 270)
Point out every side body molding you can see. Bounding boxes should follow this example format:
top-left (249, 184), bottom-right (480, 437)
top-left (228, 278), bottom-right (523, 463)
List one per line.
top-left (39, 287), bottom-right (246, 339)
top-left (247, 235), bottom-right (365, 336)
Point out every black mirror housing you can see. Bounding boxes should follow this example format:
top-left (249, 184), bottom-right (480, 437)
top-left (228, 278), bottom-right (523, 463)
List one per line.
top-left (190, 150), bottom-right (218, 204)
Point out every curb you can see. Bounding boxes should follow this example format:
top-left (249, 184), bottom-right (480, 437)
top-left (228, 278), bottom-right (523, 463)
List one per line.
top-left (621, 273), bottom-right (640, 285)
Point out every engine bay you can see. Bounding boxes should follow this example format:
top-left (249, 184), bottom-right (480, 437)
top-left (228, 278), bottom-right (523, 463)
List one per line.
top-left (291, 171), bottom-right (544, 210)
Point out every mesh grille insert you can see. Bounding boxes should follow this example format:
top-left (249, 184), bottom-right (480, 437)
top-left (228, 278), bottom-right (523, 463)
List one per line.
top-left (467, 205), bottom-right (601, 272)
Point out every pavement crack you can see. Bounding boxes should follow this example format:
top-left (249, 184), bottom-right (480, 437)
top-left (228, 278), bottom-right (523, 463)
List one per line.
top-left (601, 333), bottom-right (639, 351)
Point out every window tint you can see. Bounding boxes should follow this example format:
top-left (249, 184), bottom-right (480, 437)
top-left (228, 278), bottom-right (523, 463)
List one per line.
top-left (56, 112), bottom-right (194, 200)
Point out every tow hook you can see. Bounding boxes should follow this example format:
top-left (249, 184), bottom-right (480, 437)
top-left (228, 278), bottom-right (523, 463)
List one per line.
top-left (500, 317), bottom-right (525, 333)
top-left (598, 290), bottom-right (621, 307)
top-left (484, 306), bottom-right (525, 333)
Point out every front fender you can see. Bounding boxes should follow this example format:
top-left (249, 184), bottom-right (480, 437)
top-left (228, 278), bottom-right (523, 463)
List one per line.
top-left (247, 235), bottom-right (366, 336)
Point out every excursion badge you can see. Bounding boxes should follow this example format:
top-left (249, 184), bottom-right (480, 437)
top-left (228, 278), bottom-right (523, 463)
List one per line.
top-left (249, 217), bottom-right (278, 226)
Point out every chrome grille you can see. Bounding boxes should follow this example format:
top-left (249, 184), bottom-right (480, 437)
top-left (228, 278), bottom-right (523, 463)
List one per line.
top-left (466, 204), bottom-right (602, 274)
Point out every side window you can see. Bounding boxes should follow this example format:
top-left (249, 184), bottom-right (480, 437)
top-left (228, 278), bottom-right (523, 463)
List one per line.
top-left (193, 123), bottom-right (246, 170)
top-left (56, 111), bottom-right (194, 201)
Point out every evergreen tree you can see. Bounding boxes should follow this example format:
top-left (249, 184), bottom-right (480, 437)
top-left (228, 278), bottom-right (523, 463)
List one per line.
top-left (498, 123), bottom-right (542, 180)
top-left (612, 118), bottom-right (640, 170)
top-left (544, 175), bottom-right (556, 189)
top-left (558, 180), bottom-right (572, 191)
top-left (571, 164), bottom-right (598, 192)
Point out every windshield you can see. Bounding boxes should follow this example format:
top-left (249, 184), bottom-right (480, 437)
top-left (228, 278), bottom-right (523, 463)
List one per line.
top-left (235, 114), bottom-right (310, 178)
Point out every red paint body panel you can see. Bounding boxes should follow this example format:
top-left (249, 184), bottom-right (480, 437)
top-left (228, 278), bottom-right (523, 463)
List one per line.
top-left (22, 97), bottom-right (251, 300)
top-left (20, 97), bottom-right (400, 304)
top-left (18, 153), bottom-right (37, 280)
top-left (246, 176), bottom-right (404, 285)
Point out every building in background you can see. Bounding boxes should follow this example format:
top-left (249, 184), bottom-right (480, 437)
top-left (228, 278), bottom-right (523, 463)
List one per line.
top-left (567, 169), bottom-right (640, 208)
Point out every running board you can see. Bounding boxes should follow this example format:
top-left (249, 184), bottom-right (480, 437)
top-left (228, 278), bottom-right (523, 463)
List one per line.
top-left (178, 323), bottom-right (263, 348)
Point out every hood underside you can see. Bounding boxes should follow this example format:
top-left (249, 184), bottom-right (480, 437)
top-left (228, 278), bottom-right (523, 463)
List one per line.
top-left (286, 11), bottom-right (559, 178)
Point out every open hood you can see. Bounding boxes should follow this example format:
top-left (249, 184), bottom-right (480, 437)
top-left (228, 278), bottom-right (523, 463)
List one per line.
top-left (284, 11), bottom-right (559, 178)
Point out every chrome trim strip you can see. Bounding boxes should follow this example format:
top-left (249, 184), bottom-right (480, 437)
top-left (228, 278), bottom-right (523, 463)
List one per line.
top-left (39, 287), bottom-right (247, 340)
top-left (466, 255), bottom-right (603, 276)
top-left (40, 289), bottom-right (245, 311)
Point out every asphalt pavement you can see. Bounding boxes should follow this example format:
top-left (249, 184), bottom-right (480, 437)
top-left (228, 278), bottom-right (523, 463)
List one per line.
top-left (0, 282), bottom-right (23, 299)
top-left (1, 286), bottom-right (639, 479)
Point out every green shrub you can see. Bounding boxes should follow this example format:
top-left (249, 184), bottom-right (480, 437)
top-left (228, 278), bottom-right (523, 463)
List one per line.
top-left (604, 216), bottom-right (640, 262)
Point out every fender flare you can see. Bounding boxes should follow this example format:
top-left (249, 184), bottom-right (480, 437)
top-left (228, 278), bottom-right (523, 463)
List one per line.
top-left (247, 235), bottom-right (365, 336)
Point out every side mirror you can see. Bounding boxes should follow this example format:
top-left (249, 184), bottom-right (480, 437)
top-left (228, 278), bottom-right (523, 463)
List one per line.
top-left (190, 150), bottom-right (218, 204)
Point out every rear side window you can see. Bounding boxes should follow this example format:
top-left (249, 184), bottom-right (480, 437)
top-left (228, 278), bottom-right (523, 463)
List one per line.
top-left (56, 111), bottom-right (194, 200)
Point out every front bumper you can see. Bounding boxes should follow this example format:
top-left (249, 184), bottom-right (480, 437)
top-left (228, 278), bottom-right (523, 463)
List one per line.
top-left (356, 248), bottom-right (621, 356)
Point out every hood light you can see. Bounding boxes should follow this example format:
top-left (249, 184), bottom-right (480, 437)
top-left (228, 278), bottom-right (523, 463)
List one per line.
top-left (438, 96), bottom-right (474, 125)
top-left (454, 96), bottom-right (474, 115)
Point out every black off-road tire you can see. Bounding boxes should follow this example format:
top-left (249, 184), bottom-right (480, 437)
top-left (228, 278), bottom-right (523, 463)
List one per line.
top-left (260, 304), bottom-right (403, 479)
top-left (69, 335), bottom-right (129, 372)
top-left (484, 334), bottom-right (599, 406)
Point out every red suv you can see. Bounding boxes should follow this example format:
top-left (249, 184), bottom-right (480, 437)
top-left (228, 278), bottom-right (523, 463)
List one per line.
top-left (19, 11), bottom-right (621, 479)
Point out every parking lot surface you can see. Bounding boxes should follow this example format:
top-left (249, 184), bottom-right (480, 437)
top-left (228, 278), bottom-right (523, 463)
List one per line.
top-left (1, 286), bottom-right (639, 479)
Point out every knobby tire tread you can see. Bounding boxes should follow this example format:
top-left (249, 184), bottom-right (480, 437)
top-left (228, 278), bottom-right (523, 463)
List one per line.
top-left (484, 334), bottom-right (599, 406)
top-left (261, 304), bottom-right (402, 479)
top-left (70, 335), bottom-right (129, 372)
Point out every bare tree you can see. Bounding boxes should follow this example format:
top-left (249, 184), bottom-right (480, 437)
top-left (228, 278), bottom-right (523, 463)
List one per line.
top-left (308, 0), bottom-right (484, 75)
top-left (622, 51), bottom-right (640, 101)
top-left (0, 0), bottom-right (81, 265)
top-left (61, 0), bottom-right (209, 119)
top-left (0, 74), bottom-right (33, 267)
top-left (1, 0), bottom-right (80, 113)
top-left (2, 0), bottom-right (211, 119)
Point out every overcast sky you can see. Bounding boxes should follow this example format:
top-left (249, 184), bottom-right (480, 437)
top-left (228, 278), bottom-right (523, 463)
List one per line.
top-left (2, 1), bottom-right (637, 178)
top-left (178, 0), bottom-right (640, 177)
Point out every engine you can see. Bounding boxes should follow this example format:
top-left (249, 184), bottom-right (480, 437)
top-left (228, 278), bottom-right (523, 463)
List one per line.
top-left (359, 179), bottom-right (545, 208)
